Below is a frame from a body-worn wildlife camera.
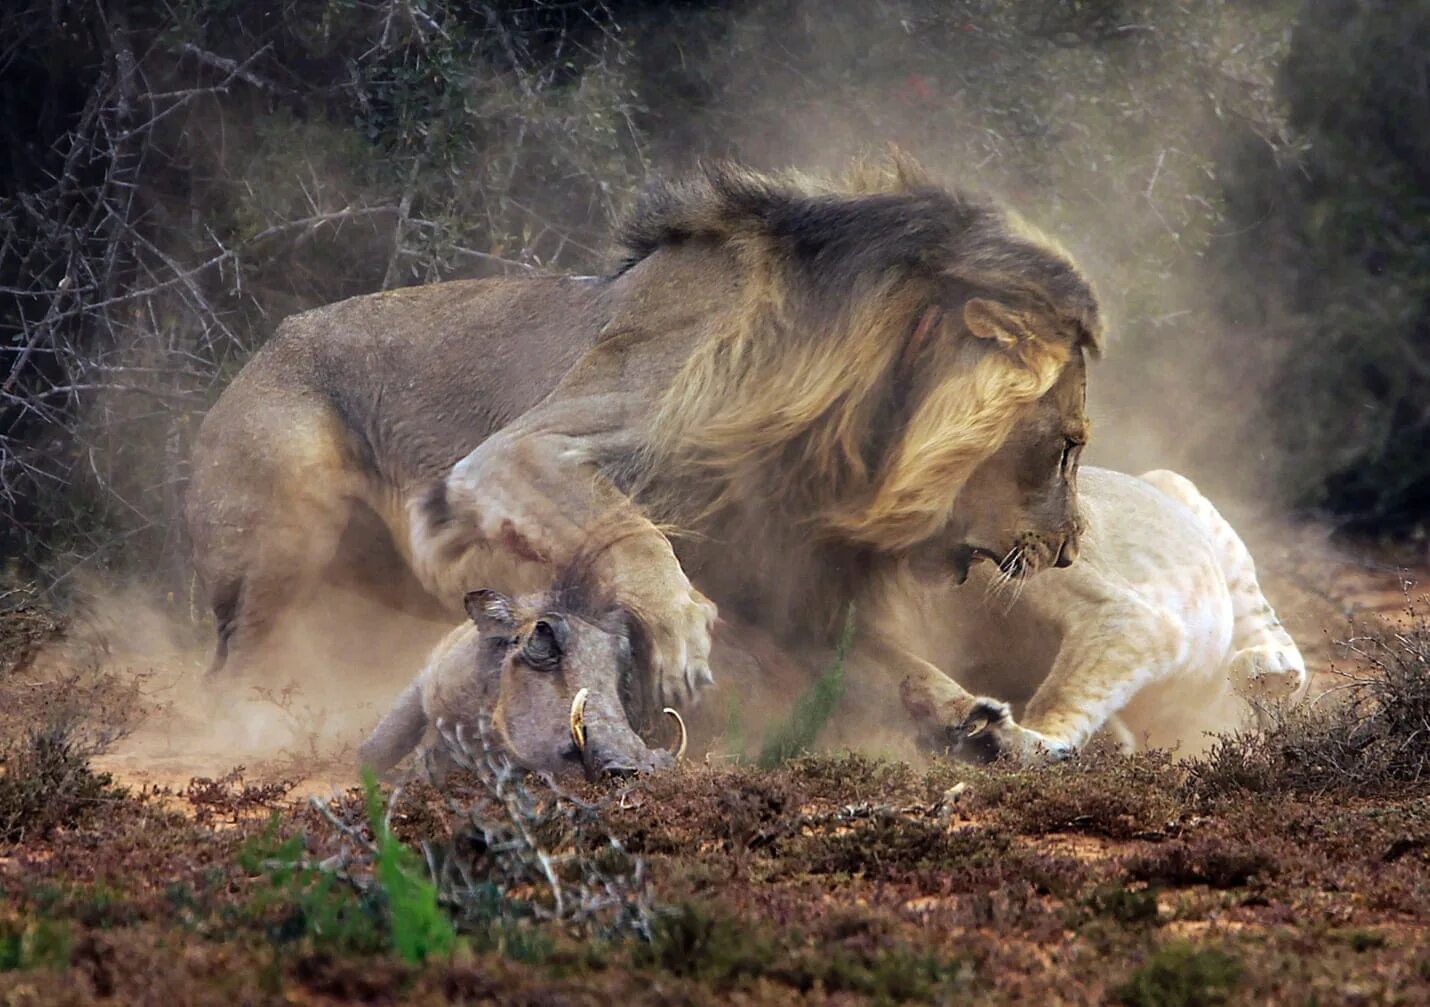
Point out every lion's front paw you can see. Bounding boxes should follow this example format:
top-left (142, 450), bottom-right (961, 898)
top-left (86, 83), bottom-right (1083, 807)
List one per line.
top-left (642, 583), bottom-right (718, 708)
top-left (1229, 644), bottom-right (1307, 704)
top-left (951, 699), bottom-right (1074, 766)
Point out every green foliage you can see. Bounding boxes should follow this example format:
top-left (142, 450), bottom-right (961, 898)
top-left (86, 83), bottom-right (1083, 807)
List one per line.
top-left (1213, 0), bottom-right (1430, 532)
top-left (1117, 942), bottom-right (1241, 1007)
top-left (757, 605), bottom-right (855, 768)
top-left (237, 816), bottom-right (387, 956)
top-left (0, 918), bottom-right (70, 972)
top-left (362, 768), bottom-right (456, 964)
top-left (236, 776), bottom-right (456, 963)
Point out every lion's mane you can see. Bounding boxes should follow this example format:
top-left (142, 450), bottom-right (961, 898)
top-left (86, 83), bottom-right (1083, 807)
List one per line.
top-left (621, 157), bottom-right (1102, 552)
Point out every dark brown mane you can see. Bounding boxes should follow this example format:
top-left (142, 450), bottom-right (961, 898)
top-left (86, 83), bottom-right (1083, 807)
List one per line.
top-left (615, 161), bottom-right (1100, 352)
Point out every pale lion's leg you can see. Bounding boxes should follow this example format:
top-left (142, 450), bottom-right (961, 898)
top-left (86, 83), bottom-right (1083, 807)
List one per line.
top-left (1018, 600), bottom-right (1188, 753)
top-left (849, 633), bottom-right (1067, 765)
top-left (1139, 469), bottom-right (1307, 707)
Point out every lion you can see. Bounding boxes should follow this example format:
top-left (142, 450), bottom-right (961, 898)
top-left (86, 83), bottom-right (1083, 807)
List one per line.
top-left (186, 155), bottom-right (1101, 755)
top-left (879, 466), bottom-right (1308, 762)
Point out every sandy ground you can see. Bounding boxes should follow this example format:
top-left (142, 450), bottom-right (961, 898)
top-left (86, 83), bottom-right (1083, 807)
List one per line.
top-left (12, 521), bottom-right (1427, 802)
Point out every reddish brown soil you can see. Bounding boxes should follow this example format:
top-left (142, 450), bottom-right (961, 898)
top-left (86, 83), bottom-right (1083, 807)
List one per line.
top-left (0, 538), bottom-right (1426, 1005)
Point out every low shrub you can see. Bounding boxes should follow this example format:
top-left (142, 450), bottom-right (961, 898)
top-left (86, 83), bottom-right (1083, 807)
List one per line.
top-left (1117, 942), bottom-right (1241, 1007)
top-left (0, 724), bottom-right (124, 844)
top-left (1189, 615), bottom-right (1430, 799)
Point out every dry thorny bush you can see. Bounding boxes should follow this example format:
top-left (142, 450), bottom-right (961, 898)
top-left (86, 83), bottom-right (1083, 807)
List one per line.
top-left (1190, 607), bottom-right (1430, 800)
top-left (313, 715), bottom-right (656, 947)
top-left (0, 607), bottom-right (144, 843)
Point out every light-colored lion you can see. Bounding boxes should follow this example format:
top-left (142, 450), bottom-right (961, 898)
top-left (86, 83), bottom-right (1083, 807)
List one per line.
top-left (877, 466), bottom-right (1308, 762)
top-left (186, 156), bottom-right (1101, 751)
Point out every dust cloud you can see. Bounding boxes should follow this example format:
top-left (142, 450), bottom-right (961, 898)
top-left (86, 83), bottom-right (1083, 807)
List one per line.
top-left (30, 576), bottom-right (450, 795)
top-left (30, 3), bottom-right (1363, 786)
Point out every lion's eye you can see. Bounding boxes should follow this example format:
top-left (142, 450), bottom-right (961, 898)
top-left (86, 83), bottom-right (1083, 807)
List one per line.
top-left (1060, 438), bottom-right (1082, 473)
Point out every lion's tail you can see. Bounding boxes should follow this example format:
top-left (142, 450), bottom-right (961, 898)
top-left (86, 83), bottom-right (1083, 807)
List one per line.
top-left (1138, 469), bottom-right (1308, 705)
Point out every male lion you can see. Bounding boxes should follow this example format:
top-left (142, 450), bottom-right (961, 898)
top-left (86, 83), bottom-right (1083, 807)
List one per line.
top-left (186, 157), bottom-right (1101, 755)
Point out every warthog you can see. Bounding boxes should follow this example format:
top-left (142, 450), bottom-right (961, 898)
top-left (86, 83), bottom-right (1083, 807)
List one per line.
top-left (357, 571), bottom-right (685, 782)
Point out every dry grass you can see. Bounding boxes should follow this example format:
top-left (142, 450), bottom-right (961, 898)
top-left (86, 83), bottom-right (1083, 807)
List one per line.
top-left (3, 602), bottom-right (1430, 1003)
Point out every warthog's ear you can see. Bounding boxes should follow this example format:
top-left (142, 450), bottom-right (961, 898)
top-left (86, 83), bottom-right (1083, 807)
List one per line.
top-left (464, 589), bottom-right (515, 631)
top-left (963, 298), bottom-right (1036, 348)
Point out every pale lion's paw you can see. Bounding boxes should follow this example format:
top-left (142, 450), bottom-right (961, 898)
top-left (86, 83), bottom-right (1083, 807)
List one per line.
top-left (1229, 644), bottom-right (1307, 704)
top-left (642, 584), bottom-right (718, 708)
top-left (952, 699), bottom-right (1074, 766)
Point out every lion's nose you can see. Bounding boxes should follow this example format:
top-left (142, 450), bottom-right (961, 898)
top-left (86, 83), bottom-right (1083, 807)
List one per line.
top-left (1055, 534), bottom-right (1079, 568)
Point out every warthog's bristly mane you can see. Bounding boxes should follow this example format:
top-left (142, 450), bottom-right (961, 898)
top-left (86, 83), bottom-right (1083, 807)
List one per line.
top-left (620, 157), bottom-right (1102, 551)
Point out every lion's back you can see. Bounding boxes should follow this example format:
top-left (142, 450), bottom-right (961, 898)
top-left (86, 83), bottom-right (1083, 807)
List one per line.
top-left (195, 274), bottom-right (608, 494)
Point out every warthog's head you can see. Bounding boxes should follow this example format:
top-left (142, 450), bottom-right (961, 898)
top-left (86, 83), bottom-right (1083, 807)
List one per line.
top-left (463, 586), bottom-right (685, 779)
top-left (357, 574), bottom-right (686, 783)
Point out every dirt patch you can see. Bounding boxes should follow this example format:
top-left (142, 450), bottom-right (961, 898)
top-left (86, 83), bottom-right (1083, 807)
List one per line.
top-left (1, 540), bottom-right (1428, 1003)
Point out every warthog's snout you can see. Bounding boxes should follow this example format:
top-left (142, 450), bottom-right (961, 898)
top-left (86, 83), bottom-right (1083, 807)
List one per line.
top-left (569, 687), bottom-right (685, 781)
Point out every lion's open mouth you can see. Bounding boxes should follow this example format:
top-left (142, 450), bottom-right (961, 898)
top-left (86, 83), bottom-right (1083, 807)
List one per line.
top-left (954, 544), bottom-right (1034, 581)
top-left (950, 544), bottom-right (1007, 584)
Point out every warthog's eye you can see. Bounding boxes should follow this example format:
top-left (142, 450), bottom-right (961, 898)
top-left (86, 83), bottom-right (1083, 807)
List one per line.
top-left (521, 617), bottom-right (565, 671)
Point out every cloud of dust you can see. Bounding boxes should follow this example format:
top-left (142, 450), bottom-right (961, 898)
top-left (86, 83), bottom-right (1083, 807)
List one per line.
top-left (35, 574), bottom-right (450, 794)
top-left (637, 2), bottom-right (1293, 508)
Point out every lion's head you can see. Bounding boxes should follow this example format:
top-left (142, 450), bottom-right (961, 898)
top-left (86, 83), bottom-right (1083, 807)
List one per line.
top-left (910, 344), bottom-right (1089, 585)
top-left (619, 153), bottom-right (1100, 586)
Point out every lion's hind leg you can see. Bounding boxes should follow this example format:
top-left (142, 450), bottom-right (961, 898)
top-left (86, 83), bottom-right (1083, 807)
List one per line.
top-left (1139, 469), bottom-right (1308, 709)
top-left (189, 401), bottom-right (365, 685)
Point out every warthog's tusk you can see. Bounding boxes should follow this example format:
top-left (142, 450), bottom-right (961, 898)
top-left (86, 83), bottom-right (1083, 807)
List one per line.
top-left (570, 688), bottom-right (589, 752)
top-left (662, 707), bottom-right (687, 761)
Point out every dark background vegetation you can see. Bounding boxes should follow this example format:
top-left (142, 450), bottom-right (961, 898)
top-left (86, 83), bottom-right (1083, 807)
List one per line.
top-left (2, 0), bottom-right (1427, 589)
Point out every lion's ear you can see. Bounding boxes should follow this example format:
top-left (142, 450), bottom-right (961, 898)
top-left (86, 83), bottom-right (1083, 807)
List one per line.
top-left (963, 299), bottom-right (1034, 348)
top-left (464, 589), bottom-right (515, 631)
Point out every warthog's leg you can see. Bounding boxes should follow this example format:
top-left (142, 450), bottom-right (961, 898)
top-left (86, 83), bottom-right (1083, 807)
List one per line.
top-left (356, 678), bottom-right (428, 778)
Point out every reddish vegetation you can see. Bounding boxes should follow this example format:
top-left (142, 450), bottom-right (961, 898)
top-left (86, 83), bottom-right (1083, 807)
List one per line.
top-left (0, 546), bottom-right (1427, 1004)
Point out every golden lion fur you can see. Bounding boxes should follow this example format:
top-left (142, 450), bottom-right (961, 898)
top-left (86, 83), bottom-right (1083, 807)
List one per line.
top-left (626, 156), bottom-right (1101, 550)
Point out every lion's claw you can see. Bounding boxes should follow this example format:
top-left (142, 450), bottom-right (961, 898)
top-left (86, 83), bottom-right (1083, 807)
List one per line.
top-left (645, 584), bottom-right (718, 708)
top-left (948, 698), bottom-right (1072, 766)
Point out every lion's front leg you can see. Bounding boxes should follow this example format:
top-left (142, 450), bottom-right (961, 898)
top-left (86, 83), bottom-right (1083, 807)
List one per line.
top-left (850, 632), bottom-right (1069, 765)
top-left (411, 425), bottom-right (717, 708)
